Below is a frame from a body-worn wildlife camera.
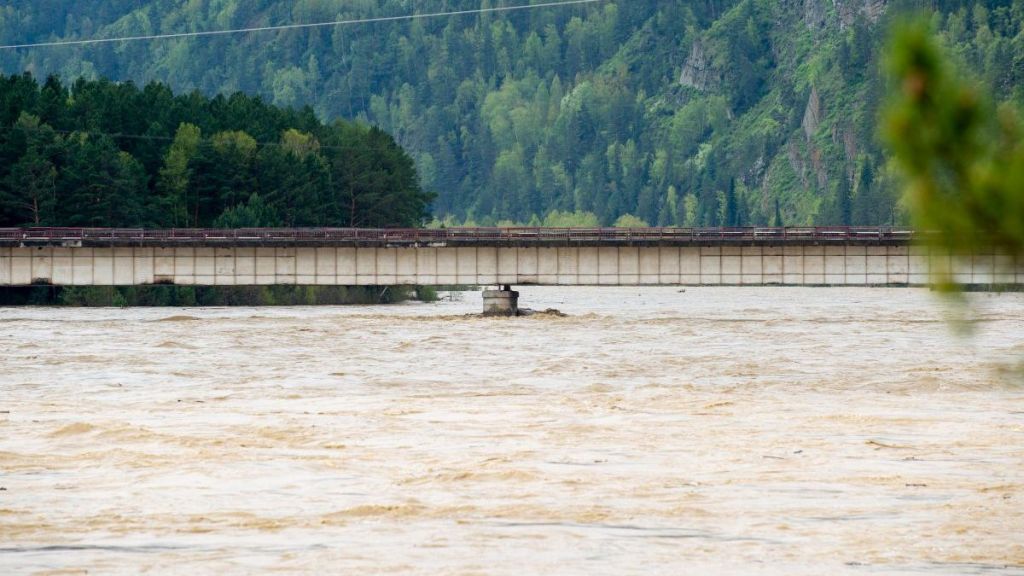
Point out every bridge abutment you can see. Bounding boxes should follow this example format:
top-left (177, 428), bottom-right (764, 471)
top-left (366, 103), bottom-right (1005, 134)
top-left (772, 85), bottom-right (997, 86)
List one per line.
top-left (482, 286), bottom-right (519, 316)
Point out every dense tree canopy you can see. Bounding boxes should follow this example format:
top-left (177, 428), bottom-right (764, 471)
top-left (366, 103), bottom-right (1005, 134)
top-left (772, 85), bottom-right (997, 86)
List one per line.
top-left (0, 74), bottom-right (433, 228)
top-left (1, 1), bottom-right (1023, 227)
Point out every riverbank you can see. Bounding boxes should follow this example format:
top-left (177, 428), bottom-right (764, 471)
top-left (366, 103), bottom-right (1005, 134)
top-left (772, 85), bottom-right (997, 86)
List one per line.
top-left (0, 285), bottom-right (437, 307)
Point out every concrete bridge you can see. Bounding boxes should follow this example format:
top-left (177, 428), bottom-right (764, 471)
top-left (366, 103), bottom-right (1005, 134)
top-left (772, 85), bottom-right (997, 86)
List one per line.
top-left (1, 227), bottom-right (1020, 314)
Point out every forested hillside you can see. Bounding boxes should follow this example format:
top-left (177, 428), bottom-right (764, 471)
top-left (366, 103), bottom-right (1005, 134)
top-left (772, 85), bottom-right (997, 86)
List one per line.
top-left (0, 75), bottom-right (431, 228)
top-left (2, 0), bottom-right (1023, 227)
top-left (0, 77), bottom-right (433, 304)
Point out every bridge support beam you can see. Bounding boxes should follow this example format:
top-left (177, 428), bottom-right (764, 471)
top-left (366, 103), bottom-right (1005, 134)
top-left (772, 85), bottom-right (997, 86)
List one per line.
top-left (482, 285), bottom-right (519, 317)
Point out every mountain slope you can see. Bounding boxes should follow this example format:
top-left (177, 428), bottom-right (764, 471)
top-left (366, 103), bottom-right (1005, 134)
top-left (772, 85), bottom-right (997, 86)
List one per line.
top-left (2, 0), bottom-right (1021, 226)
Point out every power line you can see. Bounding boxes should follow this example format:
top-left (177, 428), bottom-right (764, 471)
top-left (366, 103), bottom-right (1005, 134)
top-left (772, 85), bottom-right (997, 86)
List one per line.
top-left (0, 0), bottom-right (608, 51)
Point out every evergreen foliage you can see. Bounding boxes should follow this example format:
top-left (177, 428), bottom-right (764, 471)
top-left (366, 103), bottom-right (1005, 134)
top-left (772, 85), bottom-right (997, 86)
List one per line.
top-left (4, 1), bottom-right (1021, 227)
top-left (1, 1), bottom-right (1023, 227)
top-left (0, 75), bottom-right (433, 228)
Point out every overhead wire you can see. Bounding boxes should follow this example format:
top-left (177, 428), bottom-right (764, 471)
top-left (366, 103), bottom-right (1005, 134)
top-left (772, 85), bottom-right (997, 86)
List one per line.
top-left (0, 0), bottom-right (608, 50)
top-left (0, 0), bottom-right (610, 215)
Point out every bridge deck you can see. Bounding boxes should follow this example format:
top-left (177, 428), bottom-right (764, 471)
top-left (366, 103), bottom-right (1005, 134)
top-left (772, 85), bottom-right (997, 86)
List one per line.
top-left (0, 227), bottom-right (917, 248)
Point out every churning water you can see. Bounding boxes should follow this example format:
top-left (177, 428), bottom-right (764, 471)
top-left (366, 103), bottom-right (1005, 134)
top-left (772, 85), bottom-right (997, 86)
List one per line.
top-left (1, 287), bottom-right (1023, 575)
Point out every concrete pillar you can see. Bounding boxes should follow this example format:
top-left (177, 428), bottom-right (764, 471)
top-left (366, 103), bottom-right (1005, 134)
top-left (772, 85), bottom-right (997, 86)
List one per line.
top-left (482, 286), bottom-right (519, 317)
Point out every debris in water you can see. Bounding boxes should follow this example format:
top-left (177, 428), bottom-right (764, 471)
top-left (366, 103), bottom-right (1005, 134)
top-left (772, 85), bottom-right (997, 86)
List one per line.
top-left (517, 308), bottom-right (568, 318)
top-left (866, 439), bottom-right (913, 450)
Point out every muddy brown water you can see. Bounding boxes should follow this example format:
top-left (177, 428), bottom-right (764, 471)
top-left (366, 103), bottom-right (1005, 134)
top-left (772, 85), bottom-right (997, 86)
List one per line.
top-left (1, 287), bottom-right (1023, 575)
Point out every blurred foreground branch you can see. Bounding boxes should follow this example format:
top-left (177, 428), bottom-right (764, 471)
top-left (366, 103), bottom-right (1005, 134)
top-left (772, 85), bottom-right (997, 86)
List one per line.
top-left (883, 19), bottom-right (1024, 262)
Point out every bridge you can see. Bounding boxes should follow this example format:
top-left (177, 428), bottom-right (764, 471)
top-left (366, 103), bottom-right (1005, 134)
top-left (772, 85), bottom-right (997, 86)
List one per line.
top-left (1, 227), bottom-right (1019, 314)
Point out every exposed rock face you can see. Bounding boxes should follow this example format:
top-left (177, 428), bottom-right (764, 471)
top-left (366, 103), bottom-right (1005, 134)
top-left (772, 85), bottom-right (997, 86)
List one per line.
top-left (802, 86), bottom-right (822, 142)
top-left (794, 0), bottom-right (887, 30)
top-left (788, 141), bottom-right (810, 190)
top-left (837, 0), bottom-right (887, 29)
top-left (792, 85), bottom-right (830, 192)
top-left (840, 126), bottom-right (857, 162)
top-left (811, 146), bottom-right (828, 190)
top-left (803, 0), bottom-right (828, 31)
top-left (679, 40), bottom-right (720, 92)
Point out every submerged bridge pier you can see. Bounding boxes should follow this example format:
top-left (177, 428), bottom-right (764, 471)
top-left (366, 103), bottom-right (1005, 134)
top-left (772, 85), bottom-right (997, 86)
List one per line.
top-left (1, 227), bottom-right (1021, 314)
top-left (482, 285), bottom-right (519, 316)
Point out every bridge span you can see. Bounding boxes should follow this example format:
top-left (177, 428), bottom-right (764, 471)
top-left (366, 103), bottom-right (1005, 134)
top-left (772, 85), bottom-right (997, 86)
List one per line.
top-left (1, 227), bottom-right (1020, 314)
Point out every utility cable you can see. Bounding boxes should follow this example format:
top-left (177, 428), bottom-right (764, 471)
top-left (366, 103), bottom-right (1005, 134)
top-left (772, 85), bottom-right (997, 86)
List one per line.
top-left (0, 0), bottom-right (607, 50)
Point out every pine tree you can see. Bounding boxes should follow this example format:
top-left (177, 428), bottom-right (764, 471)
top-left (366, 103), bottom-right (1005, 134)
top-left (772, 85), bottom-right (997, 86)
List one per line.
top-left (836, 174), bottom-right (852, 226)
top-left (156, 123), bottom-right (202, 227)
top-left (1, 113), bottom-right (58, 225)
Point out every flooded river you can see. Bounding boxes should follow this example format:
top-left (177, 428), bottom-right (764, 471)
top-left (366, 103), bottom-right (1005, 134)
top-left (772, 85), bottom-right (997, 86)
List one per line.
top-left (1, 287), bottom-right (1023, 575)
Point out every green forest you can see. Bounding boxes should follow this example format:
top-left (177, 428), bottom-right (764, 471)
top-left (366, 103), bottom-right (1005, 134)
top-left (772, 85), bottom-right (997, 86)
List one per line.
top-left (1, 0), bottom-right (1024, 228)
top-left (0, 74), bottom-right (431, 229)
top-left (0, 75), bottom-right (432, 304)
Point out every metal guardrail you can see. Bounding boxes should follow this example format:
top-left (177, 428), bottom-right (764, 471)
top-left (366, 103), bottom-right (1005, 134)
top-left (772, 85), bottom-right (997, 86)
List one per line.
top-left (0, 226), bottom-right (918, 245)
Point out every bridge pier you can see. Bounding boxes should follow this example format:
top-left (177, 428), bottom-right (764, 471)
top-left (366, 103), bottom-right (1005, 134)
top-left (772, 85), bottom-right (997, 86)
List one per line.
top-left (482, 285), bottom-right (519, 317)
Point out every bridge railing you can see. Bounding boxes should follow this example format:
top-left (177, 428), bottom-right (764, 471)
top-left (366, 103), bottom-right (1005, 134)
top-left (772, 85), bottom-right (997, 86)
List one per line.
top-left (0, 226), bottom-right (919, 245)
